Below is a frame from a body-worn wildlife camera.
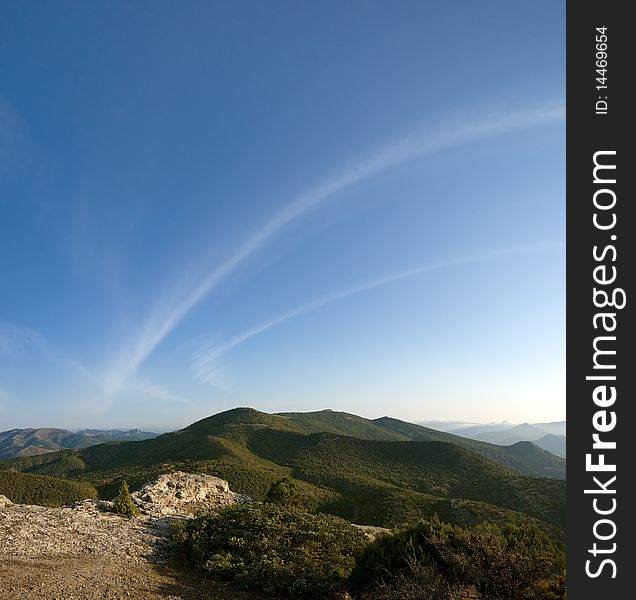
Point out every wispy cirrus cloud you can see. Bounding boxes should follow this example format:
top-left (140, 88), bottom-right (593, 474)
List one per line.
top-left (192, 240), bottom-right (564, 385)
top-left (0, 321), bottom-right (188, 413)
top-left (0, 321), bottom-right (94, 382)
top-left (0, 322), bottom-right (41, 355)
top-left (104, 102), bottom-right (565, 399)
top-left (123, 376), bottom-right (192, 405)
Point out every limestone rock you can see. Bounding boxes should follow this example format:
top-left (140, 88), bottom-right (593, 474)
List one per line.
top-left (353, 524), bottom-right (391, 541)
top-left (130, 471), bottom-right (250, 517)
top-left (0, 501), bottom-right (169, 564)
top-left (70, 498), bottom-right (114, 513)
top-left (0, 472), bottom-right (250, 570)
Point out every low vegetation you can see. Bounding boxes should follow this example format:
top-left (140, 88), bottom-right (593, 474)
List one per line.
top-left (172, 500), bottom-right (565, 600)
top-left (0, 470), bottom-right (97, 507)
top-left (350, 517), bottom-right (566, 600)
top-left (172, 503), bottom-right (367, 598)
top-left (265, 476), bottom-right (303, 507)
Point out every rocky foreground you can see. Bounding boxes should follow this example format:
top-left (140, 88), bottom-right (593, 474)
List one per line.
top-left (0, 472), bottom-right (260, 600)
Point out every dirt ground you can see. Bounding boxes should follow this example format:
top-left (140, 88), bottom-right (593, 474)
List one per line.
top-left (0, 500), bottom-right (263, 600)
top-left (0, 556), bottom-right (263, 600)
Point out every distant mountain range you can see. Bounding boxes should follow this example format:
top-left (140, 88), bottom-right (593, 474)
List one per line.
top-left (419, 420), bottom-right (566, 457)
top-left (0, 408), bottom-right (565, 534)
top-left (0, 428), bottom-right (159, 460)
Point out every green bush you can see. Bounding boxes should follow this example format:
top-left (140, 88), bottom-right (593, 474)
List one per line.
top-left (458, 522), bottom-right (566, 599)
top-left (172, 503), bottom-right (368, 598)
top-left (350, 517), bottom-right (565, 600)
top-left (265, 477), bottom-right (303, 507)
top-left (112, 480), bottom-right (139, 517)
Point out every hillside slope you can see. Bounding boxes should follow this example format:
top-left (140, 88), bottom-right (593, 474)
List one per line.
top-left (534, 434), bottom-right (566, 457)
top-left (0, 470), bottom-right (97, 506)
top-left (273, 411), bottom-right (565, 479)
top-left (368, 415), bottom-right (565, 478)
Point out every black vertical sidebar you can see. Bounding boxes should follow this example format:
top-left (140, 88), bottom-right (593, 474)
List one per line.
top-left (567, 1), bottom-right (634, 598)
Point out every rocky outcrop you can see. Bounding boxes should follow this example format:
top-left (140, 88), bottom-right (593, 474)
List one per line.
top-left (131, 471), bottom-right (250, 517)
top-left (0, 471), bottom-right (249, 565)
top-left (0, 499), bottom-right (169, 564)
top-left (353, 524), bottom-right (391, 541)
top-left (0, 472), bottom-right (254, 599)
top-left (0, 499), bottom-right (241, 599)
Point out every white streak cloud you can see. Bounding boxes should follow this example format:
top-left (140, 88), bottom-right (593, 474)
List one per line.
top-left (106, 103), bottom-right (565, 397)
top-left (192, 241), bottom-right (564, 384)
top-left (124, 377), bottom-right (192, 405)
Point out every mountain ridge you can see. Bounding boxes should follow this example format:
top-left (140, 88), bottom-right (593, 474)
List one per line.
top-left (421, 419), bottom-right (566, 456)
top-left (0, 428), bottom-right (159, 460)
top-left (0, 407), bottom-right (565, 533)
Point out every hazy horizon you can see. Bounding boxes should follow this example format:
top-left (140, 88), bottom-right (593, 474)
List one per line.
top-left (1, 2), bottom-right (565, 430)
top-left (1, 406), bottom-right (566, 435)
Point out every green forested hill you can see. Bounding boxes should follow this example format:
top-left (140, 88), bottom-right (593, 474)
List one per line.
top-left (368, 415), bottom-right (566, 478)
top-left (244, 428), bottom-right (564, 529)
top-left (276, 410), bottom-right (405, 440)
top-left (0, 407), bottom-right (565, 532)
top-left (0, 470), bottom-right (97, 506)
top-left (178, 408), bottom-right (565, 478)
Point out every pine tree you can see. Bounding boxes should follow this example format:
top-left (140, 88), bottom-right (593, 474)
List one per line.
top-left (113, 480), bottom-right (139, 517)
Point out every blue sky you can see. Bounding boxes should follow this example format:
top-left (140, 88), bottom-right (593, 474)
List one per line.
top-left (0, 1), bottom-right (565, 431)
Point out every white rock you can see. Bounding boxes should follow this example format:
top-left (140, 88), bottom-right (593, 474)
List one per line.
top-left (129, 471), bottom-right (250, 517)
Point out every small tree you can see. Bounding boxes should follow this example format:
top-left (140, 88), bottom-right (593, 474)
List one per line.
top-left (113, 480), bottom-right (139, 517)
top-left (265, 477), bottom-right (303, 507)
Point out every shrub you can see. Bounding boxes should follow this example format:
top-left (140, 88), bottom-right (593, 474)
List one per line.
top-left (457, 523), bottom-right (565, 599)
top-left (363, 556), bottom-right (468, 600)
top-left (112, 480), bottom-right (139, 517)
top-left (518, 572), bottom-right (567, 600)
top-left (172, 503), bottom-right (367, 598)
top-left (349, 517), bottom-right (458, 592)
top-left (350, 517), bottom-right (565, 600)
top-left (265, 477), bottom-right (303, 507)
